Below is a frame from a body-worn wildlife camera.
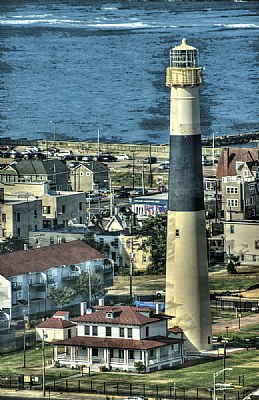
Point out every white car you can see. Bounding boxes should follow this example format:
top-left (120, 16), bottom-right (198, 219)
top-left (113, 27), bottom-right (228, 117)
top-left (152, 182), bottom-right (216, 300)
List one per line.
top-left (156, 289), bottom-right (166, 298)
top-left (116, 153), bottom-right (133, 161)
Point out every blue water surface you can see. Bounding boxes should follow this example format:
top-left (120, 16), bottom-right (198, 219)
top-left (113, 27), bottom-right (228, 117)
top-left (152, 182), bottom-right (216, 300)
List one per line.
top-left (0, 0), bottom-right (258, 144)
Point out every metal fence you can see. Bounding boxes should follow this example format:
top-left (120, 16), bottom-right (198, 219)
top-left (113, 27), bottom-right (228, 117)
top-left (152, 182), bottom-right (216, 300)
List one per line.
top-left (0, 374), bottom-right (250, 400)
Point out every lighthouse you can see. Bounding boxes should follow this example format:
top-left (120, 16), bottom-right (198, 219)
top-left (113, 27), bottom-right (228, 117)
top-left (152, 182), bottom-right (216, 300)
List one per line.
top-left (165, 39), bottom-right (212, 351)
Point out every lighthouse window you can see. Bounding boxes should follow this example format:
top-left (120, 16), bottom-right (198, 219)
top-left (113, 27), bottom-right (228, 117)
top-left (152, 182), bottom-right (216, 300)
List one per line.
top-left (175, 229), bottom-right (180, 237)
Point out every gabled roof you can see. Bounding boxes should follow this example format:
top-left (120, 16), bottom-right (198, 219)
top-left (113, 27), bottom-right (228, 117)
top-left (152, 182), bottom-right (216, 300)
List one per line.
top-left (74, 305), bottom-right (169, 326)
top-left (11, 159), bottom-right (69, 176)
top-left (72, 162), bottom-right (108, 173)
top-left (216, 148), bottom-right (259, 180)
top-left (53, 335), bottom-right (180, 350)
top-left (37, 317), bottom-right (76, 329)
top-left (0, 240), bottom-right (105, 278)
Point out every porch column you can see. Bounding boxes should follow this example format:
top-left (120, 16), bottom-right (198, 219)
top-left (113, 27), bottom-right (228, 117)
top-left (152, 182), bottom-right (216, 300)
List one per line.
top-left (53, 346), bottom-right (58, 362)
top-left (124, 349), bottom-right (128, 366)
top-left (104, 348), bottom-right (109, 365)
top-left (71, 347), bottom-right (75, 361)
top-left (88, 348), bottom-right (92, 363)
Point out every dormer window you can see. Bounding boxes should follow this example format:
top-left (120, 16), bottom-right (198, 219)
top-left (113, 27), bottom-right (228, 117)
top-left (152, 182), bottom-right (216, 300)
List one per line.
top-left (106, 312), bottom-right (113, 318)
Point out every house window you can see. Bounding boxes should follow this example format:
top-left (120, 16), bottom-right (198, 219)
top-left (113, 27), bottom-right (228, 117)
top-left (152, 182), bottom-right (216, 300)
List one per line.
top-left (240, 254), bottom-right (244, 261)
top-left (249, 184), bottom-right (254, 191)
top-left (255, 241), bottom-right (259, 250)
top-left (2, 214), bottom-right (6, 223)
top-left (2, 229), bottom-right (6, 238)
top-left (253, 255), bottom-right (257, 262)
top-left (92, 348), bottom-right (98, 357)
top-left (62, 205), bottom-right (65, 214)
top-left (175, 229), bottom-right (180, 237)
top-left (34, 210), bottom-right (37, 218)
top-left (150, 349), bottom-right (154, 357)
top-left (127, 328), bottom-right (132, 338)
top-left (35, 225), bottom-right (37, 231)
top-left (17, 228), bottom-right (20, 235)
top-left (99, 238), bottom-right (104, 245)
top-left (226, 186), bottom-right (238, 194)
top-left (114, 239), bottom-right (119, 247)
top-left (126, 240), bottom-right (131, 248)
top-left (227, 199), bottom-right (238, 208)
top-left (68, 329), bottom-right (71, 339)
top-left (230, 225), bottom-right (235, 234)
top-left (92, 326), bottom-right (98, 336)
top-left (119, 328), bottom-right (125, 338)
top-left (43, 206), bottom-right (51, 214)
top-left (142, 255), bottom-right (147, 263)
top-left (106, 327), bottom-right (112, 337)
top-left (118, 349), bottom-right (124, 359)
top-left (85, 326), bottom-right (90, 336)
top-left (129, 350), bottom-right (134, 359)
top-left (17, 213), bottom-right (20, 222)
top-left (50, 236), bottom-right (54, 245)
top-left (79, 202), bottom-right (82, 211)
top-left (146, 326), bottom-right (149, 337)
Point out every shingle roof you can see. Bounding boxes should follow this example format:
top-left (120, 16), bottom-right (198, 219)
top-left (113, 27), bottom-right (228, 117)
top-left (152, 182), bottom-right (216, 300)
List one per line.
top-left (53, 335), bottom-right (180, 350)
top-left (73, 306), bottom-right (167, 326)
top-left (0, 240), bottom-right (105, 278)
top-left (37, 317), bottom-right (76, 329)
top-left (216, 147), bottom-right (259, 179)
top-left (13, 159), bottom-right (69, 175)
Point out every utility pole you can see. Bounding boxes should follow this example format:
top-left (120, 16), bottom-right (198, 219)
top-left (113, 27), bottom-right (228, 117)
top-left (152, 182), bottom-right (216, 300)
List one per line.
top-left (132, 153), bottom-right (135, 190)
top-left (149, 144), bottom-right (153, 187)
top-left (42, 330), bottom-right (46, 397)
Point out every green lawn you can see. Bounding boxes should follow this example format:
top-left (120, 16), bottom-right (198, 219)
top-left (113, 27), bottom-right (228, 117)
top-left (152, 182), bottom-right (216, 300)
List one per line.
top-left (1, 346), bottom-right (258, 391)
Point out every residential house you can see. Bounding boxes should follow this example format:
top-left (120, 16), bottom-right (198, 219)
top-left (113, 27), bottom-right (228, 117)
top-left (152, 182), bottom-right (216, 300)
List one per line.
top-left (70, 162), bottom-right (109, 193)
top-left (36, 311), bottom-right (77, 342)
top-left (0, 240), bottom-right (113, 320)
top-left (0, 180), bottom-right (86, 234)
top-left (52, 305), bottom-right (184, 372)
top-left (95, 231), bottom-right (151, 272)
top-left (0, 159), bottom-right (71, 191)
top-left (0, 194), bottom-right (43, 240)
top-left (216, 147), bottom-right (259, 180)
top-left (221, 162), bottom-right (259, 221)
top-left (224, 220), bottom-right (259, 265)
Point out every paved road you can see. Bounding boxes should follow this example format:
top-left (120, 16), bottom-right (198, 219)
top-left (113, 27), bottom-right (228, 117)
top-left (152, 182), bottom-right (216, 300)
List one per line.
top-left (212, 313), bottom-right (259, 334)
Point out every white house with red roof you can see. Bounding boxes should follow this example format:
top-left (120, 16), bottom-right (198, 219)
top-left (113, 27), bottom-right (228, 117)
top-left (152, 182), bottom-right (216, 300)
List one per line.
top-left (52, 305), bottom-right (184, 372)
top-left (0, 240), bottom-right (113, 319)
top-left (36, 311), bottom-right (77, 342)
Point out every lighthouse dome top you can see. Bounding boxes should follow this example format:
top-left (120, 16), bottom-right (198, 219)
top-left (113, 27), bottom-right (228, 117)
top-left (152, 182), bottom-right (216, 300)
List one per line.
top-left (170, 38), bottom-right (200, 69)
top-left (173, 38), bottom-right (196, 51)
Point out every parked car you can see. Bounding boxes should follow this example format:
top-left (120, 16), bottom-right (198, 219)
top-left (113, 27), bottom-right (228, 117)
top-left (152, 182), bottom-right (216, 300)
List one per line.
top-left (143, 156), bottom-right (157, 164)
top-left (116, 153), bottom-right (133, 161)
top-left (86, 193), bottom-right (103, 203)
top-left (96, 154), bottom-right (117, 162)
top-left (114, 191), bottom-right (130, 199)
top-left (158, 161), bottom-right (170, 170)
top-left (156, 289), bottom-right (166, 298)
top-left (134, 188), bottom-right (148, 196)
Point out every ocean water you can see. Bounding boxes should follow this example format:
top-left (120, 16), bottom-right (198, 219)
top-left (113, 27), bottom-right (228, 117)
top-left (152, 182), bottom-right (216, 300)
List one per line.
top-left (0, 0), bottom-right (258, 144)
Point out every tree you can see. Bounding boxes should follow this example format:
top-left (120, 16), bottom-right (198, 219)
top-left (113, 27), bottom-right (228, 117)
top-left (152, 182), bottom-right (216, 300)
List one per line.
top-left (227, 254), bottom-right (239, 275)
top-left (140, 214), bottom-right (167, 275)
top-left (0, 238), bottom-right (29, 255)
top-left (74, 271), bottom-right (103, 301)
top-left (48, 286), bottom-right (76, 308)
top-left (82, 233), bottom-right (110, 256)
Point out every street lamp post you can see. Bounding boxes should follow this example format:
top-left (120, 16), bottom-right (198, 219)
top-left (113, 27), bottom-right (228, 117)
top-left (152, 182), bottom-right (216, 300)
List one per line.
top-left (213, 368), bottom-right (233, 400)
top-left (50, 120), bottom-right (57, 143)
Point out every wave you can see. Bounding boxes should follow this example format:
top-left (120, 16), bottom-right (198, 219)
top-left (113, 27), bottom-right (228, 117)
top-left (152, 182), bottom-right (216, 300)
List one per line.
top-left (0, 18), bottom-right (153, 30)
top-left (214, 23), bottom-right (258, 29)
top-left (87, 21), bottom-right (151, 29)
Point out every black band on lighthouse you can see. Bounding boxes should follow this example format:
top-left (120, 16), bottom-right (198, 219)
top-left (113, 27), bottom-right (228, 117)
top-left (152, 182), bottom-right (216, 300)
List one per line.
top-left (168, 134), bottom-right (204, 212)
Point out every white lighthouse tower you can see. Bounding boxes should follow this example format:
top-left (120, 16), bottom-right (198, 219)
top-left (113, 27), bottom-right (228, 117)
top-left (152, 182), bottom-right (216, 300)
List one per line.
top-left (165, 39), bottom-right (212, 351)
